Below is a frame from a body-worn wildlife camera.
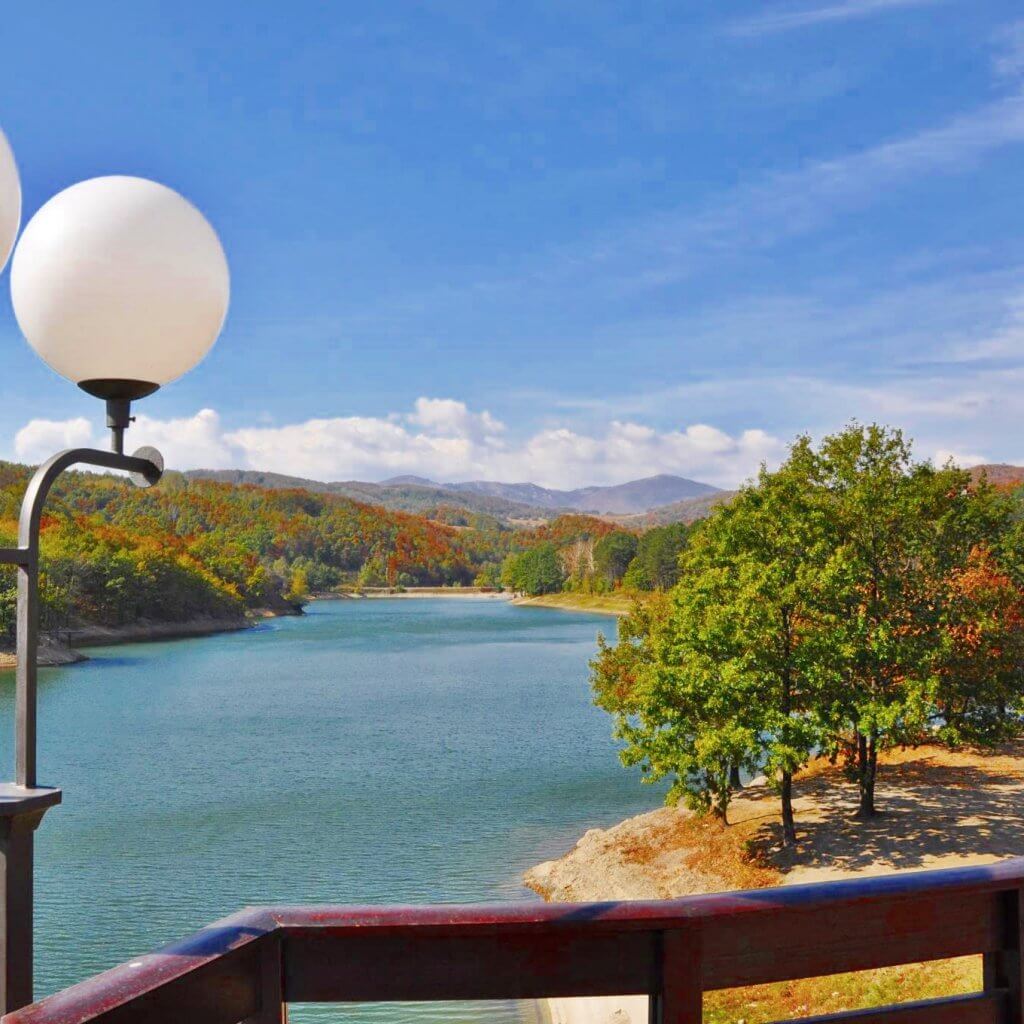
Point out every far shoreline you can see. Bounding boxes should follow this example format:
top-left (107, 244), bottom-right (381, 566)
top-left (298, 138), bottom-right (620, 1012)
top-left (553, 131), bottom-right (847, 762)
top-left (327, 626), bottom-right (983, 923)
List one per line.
top-left (321, 587), bottom-right (510, 601)
top-left (0, 605), bottom-right (300, 671)
top-left (0, 588), bottom-right (626, 671)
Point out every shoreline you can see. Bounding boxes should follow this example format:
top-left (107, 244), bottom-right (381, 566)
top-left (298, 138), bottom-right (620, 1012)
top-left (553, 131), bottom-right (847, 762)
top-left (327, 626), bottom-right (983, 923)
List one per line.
top-left (511, 593), bottom-right (631, 616)
top-left (331, 587), bottom-right (510, 601)
top-left (0, 588), bottom-right (623, 671)
top-left (0, 607), bottom-right (298, 670)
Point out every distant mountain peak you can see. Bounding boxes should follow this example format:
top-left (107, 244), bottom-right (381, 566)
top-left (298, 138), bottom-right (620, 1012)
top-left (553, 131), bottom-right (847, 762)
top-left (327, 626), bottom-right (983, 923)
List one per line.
top-left (378, 474), bottom-right (438, 486)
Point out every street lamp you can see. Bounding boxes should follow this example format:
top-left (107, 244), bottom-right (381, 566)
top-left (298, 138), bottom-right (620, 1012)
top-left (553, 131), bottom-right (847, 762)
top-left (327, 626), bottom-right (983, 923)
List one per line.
top-left (0, 159), bottom-right (229, 1011)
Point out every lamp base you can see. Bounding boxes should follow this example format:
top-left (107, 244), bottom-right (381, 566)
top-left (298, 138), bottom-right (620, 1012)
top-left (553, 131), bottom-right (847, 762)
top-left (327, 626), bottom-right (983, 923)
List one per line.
top-left (78, 379), bottom-right (160, 401)
top-left (76, 381), bottom-right (160, 454)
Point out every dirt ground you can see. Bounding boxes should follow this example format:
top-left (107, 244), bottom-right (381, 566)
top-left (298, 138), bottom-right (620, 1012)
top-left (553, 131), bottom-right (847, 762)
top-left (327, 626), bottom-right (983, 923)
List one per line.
top-left (526, 740), bottom-right (1024, 900)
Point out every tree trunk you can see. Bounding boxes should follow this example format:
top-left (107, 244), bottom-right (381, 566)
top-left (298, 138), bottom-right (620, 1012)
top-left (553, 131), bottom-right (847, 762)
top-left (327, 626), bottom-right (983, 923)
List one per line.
top-left (729, 764), bottom-right (742, 791)
top-left (855, 731), bottom-right (877, 818)
top-left (781, 770), bottom-right (796, 846)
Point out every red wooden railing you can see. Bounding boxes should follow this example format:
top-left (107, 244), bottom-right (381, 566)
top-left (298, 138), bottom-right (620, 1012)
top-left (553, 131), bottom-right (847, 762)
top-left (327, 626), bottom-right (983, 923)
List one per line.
top-left (5, 858), bottom-right (1024, 1024)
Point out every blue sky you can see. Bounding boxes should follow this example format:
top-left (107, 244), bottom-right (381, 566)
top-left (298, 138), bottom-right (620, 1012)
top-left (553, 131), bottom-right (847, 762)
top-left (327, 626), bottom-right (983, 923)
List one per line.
top-left (2, 1), bottom-right (1024, 487)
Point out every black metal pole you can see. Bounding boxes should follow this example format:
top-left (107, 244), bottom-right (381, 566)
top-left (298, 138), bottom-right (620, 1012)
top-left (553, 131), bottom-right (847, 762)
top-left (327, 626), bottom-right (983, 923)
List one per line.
top-left (0, 435), bottom-right (163, 1012)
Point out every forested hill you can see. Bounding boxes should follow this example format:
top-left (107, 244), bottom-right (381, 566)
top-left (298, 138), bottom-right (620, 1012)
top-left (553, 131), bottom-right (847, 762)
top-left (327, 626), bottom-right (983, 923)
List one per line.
top-left (0, 461), bottom-right (655, 643)
top-left (185, 468), bottom-right (548, 522)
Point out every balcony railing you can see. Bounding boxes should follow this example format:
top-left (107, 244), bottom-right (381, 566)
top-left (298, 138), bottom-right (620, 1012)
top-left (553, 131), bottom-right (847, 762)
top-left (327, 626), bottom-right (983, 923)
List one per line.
top-left (4, 857), bottom-right (1024, 1024)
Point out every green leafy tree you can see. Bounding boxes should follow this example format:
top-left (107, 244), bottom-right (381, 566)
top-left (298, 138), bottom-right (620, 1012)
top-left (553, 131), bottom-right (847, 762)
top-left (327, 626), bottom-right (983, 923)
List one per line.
top-left (500, 543), bottom-right (565, 596)
top-left (812, 424), bottom-right (999, 817)
top-left (285, 566), bottom-right (310, 605)
top-left (473, 563), bottom-right (502, 589)
top-left (593, 531), bottom-right (639, 586)
top-left (626, 523), bottom-right (690, 590)
top-left (593, 446), bottom-right (830, 842)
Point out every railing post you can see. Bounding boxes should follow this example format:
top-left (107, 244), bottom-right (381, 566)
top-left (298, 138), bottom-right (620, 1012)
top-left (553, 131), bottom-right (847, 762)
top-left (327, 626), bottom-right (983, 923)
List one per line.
top-left (252, 934), bottom-right (286, 1024)
top-left (651, 929), bottom-right (701, 1024)
top-left (985, 888), bottom-right (1024, 1024)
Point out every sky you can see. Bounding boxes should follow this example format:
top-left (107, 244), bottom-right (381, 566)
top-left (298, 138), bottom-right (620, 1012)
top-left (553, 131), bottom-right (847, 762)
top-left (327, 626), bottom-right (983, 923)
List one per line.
top-left (2, 1), bottom-right (1024, 489)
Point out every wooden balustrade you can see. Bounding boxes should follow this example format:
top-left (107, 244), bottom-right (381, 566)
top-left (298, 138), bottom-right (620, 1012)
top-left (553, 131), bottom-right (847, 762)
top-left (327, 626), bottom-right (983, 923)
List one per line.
top-left (5, 858), bottom-right (1024, 1024)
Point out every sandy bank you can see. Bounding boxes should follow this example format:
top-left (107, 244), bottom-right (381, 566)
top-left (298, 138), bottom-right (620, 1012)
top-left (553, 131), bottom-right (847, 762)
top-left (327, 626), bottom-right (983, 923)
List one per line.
top-left (530, 741), bottom-right (1024, 899)
top-left (528, 743), bottom-right (1024, 1024)
top-left (511, 593), bottom-right (630, 616)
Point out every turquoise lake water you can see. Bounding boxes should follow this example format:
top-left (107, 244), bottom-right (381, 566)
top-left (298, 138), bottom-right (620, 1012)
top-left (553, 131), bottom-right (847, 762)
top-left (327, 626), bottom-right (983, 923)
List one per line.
top-left (0, 597), bottom-right (663, 1022)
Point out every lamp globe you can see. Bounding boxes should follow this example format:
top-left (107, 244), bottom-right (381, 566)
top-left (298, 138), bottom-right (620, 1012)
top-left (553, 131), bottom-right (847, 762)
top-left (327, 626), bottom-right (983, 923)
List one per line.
top-left (10, 175), bottom-right (229, 400)
top-left (0, 127), bottom-right (20, 275)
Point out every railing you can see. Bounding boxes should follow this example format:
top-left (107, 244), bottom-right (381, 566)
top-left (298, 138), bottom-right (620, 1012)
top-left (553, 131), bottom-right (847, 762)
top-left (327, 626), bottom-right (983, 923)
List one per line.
top-left (5, 858), bottom-right (1024, 1024)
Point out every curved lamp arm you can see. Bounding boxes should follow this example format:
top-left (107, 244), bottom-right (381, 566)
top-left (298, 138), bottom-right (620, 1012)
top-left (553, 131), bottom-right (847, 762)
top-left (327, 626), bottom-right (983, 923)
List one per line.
top-left (1, 446), bottom-right (163, 787)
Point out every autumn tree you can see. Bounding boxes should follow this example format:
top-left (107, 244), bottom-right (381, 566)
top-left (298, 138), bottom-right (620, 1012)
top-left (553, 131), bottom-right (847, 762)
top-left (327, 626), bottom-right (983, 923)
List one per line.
top-left (935, 547), bottom-right (1024, 746)
top-left (810, 425), bottom-right (1014, 817)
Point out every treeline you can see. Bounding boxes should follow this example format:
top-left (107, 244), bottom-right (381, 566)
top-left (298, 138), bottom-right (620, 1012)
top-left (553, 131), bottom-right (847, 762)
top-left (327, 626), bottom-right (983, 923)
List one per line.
top-left (592, 425), bottom-right (1024, 846)
top-left (496, 521), bottom-right (690, 595)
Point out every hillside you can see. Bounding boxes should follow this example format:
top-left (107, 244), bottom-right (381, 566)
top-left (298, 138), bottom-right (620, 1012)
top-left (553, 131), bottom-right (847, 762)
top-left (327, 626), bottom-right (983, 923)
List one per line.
top-left (0, 461), bottom-right (630, 650)
top-left (969, 463), bottom-right (1024, 488)
top-left (614, 490), bottom-right (736, 527)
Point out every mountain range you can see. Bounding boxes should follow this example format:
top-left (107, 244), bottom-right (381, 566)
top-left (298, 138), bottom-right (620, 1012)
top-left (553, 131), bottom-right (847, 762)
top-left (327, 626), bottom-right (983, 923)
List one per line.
top-left (185, 469), bottom-right (720, 520)
top-left (379, 472), bottom-right (718, 513)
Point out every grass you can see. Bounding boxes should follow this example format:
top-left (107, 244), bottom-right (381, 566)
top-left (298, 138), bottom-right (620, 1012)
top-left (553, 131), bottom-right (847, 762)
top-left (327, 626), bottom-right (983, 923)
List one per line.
top-left (511, 592), bottom-right (634, 615)
top-left (704, 957), bottom-right (981, 1023)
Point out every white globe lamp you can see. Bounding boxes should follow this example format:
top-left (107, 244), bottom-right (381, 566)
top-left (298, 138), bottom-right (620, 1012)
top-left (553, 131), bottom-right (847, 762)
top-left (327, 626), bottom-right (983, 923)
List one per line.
top-left (0, 126), bottom-right (20, 275)
top-left (10, 175), bottom-right (229, 447)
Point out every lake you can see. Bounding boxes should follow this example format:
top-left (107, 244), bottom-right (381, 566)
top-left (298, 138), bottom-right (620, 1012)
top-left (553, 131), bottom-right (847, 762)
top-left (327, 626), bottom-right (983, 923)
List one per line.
top-left (0, 597), bottom-right (663, 1022)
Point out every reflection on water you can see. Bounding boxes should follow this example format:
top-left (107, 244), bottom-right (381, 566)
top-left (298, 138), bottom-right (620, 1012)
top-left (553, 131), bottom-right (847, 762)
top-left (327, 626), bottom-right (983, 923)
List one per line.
top-left (0, 598), bottom-right (662, 1022)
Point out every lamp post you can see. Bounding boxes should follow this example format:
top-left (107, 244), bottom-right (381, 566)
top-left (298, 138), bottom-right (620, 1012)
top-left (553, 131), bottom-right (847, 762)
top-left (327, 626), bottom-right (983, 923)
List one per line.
top-left (0, 159), bottom-right (229, 1012)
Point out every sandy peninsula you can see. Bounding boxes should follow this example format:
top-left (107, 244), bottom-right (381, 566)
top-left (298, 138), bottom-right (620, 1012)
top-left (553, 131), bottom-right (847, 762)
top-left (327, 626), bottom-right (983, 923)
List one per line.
top-left (527, 742), bottom-right (1024, 1023)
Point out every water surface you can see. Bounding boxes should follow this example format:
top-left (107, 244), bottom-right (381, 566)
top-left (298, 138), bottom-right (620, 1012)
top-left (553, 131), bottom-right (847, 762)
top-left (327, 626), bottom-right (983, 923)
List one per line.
top-left (0, 598), bottom-right (662, 1020)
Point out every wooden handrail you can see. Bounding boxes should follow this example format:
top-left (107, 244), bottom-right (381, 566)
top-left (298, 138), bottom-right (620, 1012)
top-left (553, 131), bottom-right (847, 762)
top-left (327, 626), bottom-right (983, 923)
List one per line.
top-left (6, 858), bottom-right (1024, 1024)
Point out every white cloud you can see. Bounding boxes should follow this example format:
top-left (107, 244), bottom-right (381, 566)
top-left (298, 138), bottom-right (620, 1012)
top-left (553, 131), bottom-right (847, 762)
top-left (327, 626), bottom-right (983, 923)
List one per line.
top-left (491, 422), bottom-right (783, 489)
top-left (132, 409), bottom-right (235, 469)
top-left (406, 398), bottom-right (505, 443)
top-left (728, 0), bottom-right (943, 37)
top-left (14, 417), bottom-right (93, 462)
top-left (7, 399), bottom-right (786, 490)
top-left (933, 448), bottom-right (989, 469)
top-left (224, 414), bottom-right (480, 482)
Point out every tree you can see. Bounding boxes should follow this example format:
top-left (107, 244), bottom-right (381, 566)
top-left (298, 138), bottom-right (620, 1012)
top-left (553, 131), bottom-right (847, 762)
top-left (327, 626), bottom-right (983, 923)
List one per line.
top-left (593, 445), bottom-right (830, 842)
top-left (625, 523), bottom-right (689, 590)
top-left (473, 563), bottom-right (502, 589)
top-left (593, 531), bottom-right (638, 586)
top-left (501, 544), bottom-right (565, 596)
top-left (812, 425), bottom-right (986, 817)
top-left (589, 592), bottom-right (751, 807)
top-left (935, 547), bottom-right (1024, 746)
top-left (284, 566), bottom-right (310, 606)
